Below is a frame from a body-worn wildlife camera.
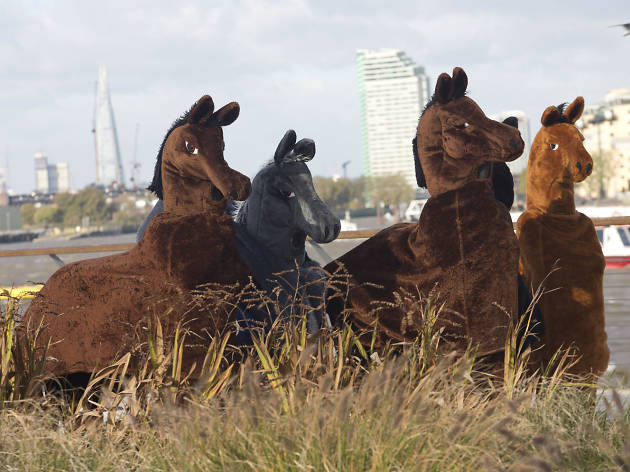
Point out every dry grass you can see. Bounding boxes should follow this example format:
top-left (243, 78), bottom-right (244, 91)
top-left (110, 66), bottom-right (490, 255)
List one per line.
top-left (0, 278), bottom-right (629, 471)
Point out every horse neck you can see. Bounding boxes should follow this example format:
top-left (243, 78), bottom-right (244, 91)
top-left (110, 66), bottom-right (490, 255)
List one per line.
top-left (243, 192), bottom-right (306, 265)
top-left (525, 163), bottom-right (576, 215)
top-left (162, 168), bottom-right (221, 214)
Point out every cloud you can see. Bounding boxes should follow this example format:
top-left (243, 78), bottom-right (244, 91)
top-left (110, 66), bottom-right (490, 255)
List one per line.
top-left (0, 0), bottom-right (628, 192)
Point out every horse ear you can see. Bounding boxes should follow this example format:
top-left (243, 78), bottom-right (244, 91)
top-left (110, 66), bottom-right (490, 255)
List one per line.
top-left (412, 136), bottom-right (426, 188)
top-left (502, 116), bottom-right (519, 129)
top-left (188, 95), bottom-right (215, 124)
top-left (434, 73), bottom-right (452, 104)
top-left (293, 138), bottom-right (316, 162)
top-left (274, 130), bottom-right (297, 165)
top-left (450, 67), bottom-right (468, 99)
top-left (563, 96), bottom-right (584, 124)
top-left (541, 106), bottom-right (563, 127)
top-left (206, 102), bottom-right (240, 127)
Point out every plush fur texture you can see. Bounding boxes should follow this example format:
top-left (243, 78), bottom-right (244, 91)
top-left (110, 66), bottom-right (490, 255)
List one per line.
top-left (516, 96), bottom-right (609, 377)
top-left (21, 95), bottom-right (253, 376)
top-left (326, 68), bottom-right (524, 356)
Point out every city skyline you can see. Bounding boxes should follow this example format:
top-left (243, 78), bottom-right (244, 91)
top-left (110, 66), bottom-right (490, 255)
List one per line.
top-left (34, 152), bottom-right (70, 194)
top-left (0, 2), bottom-right (628, 195)
top-left (578, 88), bottom-right (630, 198)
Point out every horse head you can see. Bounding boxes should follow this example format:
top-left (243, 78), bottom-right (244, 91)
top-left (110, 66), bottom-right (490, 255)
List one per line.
top-left (238, 130), bottom-right (341, 264)
top-left (413, 67), bottom-right (524, 196)
top-left (526, 97), bottom-right (592, 214)
top-left (148, 95), bottom-right (251, 214)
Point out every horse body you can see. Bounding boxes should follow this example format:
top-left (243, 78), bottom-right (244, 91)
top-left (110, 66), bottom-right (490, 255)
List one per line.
top-left (517, 97), bottom-right (609, 377)
top-left (326, 68), bottom-right (524, 356)
top-left (22, 95), bottom-right (253, 376)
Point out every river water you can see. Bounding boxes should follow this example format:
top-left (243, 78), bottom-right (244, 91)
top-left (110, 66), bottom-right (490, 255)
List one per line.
top-left (1, 233), bottom-right (629, 374)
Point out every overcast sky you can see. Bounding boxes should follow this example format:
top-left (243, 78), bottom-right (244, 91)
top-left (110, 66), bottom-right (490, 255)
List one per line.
top-left (0, 1), bottom-right (628, 194)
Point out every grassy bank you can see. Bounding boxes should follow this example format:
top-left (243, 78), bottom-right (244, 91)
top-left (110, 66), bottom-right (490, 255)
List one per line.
top-left (1, 286), bottom-right (629, 471)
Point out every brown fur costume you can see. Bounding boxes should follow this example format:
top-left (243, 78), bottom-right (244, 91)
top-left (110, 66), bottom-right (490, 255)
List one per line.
top-left (21, 95), bottom-right (253, 376)
top-left (326, 68), bottom-right (524, 355)
top-left (517, 97), bottom-right (609, 377)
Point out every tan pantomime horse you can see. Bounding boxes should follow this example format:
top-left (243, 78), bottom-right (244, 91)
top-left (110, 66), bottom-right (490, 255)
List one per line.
top-left (326, 68), bottom-right (524, 356)
top-left (22, 95), bottom-right (253, 376)
top-left (517, 97), bottom-right (609, 377)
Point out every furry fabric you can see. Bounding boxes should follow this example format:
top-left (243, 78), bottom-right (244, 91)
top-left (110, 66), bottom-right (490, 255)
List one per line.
top-left (517, 96), bottom-right (608, 377)
top-left (22, 212), bottom-right (251, 376)
top-left (326, 67), bottom-right (524, 356)
top-left (327, 180), bottom-right (518, 355)
top-left (20, 95), bottom-right (254, 377)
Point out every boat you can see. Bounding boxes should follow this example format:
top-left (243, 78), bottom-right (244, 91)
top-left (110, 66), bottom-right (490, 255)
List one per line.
top-left (596, 226), bottom-right (630, 269)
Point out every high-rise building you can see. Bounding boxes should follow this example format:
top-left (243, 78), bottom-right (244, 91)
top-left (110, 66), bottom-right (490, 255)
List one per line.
top-left (489, 110), bottom-right (531, 176)
top-left (94, 66), bottom-right (124, 187)
top-left (33, 152), bottom-right (70, 194)
top-left (577, 89), bottom-right (630, 198)
top-left (34, 152), bottom-right (50, 193)
top-left (356, 49), bottom-right (430, 188)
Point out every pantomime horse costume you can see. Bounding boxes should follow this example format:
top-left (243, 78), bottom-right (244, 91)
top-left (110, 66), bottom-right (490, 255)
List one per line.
top-left (326, 68), bottom-right (524, 357)
top-left (517, 97), bottom-right (609, 377)
top-left (21, 95), bottom-right (253, 376)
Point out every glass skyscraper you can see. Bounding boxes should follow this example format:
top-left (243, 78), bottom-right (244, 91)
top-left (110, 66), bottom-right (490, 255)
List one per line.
top-left (356, 49), bottom-right (430, 188)
top-left (94, 66), bottom-right (124, 187)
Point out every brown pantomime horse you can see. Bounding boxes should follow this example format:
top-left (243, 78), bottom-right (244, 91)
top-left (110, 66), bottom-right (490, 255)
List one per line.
top-left (22, 95), bottom-right (253, 376)
top-left (517, 97), bottom-right (609, 378)
top-left (326, 68), bottom-right (524, 356)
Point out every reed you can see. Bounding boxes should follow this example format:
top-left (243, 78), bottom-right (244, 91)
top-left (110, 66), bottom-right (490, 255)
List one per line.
top-left (0, 280), bottom-right (628, 471)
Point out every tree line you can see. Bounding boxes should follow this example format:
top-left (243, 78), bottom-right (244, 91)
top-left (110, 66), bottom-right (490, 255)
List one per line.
top-left (313, 173), bottom-right (415, 211)
top-left (21, 173), bottom-right (416, 229)
top-left (21, 187), bottom-right (151, 228)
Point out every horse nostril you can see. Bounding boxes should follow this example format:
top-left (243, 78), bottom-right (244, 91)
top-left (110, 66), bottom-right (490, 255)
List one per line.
top-left (229, 191), bottom-right (238, 200)
top-left (323, 226), bottom-right (330, 241)
top-left (509, 138), bottom-right (518, 151)
top-left (333, 222), bottom-right (340, 236)
top-left (576, 162), bottom-right (582, 172)
top-left (586, 163), bottom-right (592, 174)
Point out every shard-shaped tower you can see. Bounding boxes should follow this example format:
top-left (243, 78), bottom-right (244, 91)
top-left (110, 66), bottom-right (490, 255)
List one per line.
top-left (93, 66), bottom-right (124, 187)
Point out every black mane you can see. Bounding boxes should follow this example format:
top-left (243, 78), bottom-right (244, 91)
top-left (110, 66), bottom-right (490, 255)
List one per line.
top-left (147, 103), bottom-right (196, 199)
top-left (412, 136), bottom-right (426, 188)
top-left (553, 102), bottom-right (571, 124)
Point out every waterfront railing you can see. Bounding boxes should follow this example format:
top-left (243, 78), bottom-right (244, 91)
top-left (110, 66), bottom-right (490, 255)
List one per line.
top-left (2, 216), bottom-right (630, 299)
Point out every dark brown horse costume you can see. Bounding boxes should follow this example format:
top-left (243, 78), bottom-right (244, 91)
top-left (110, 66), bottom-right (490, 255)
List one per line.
top-left (21, 95), bottom-right (253, 376)
top-left (517, 97), bottom-right (609, 377)
top-left (326, 68), bottom-right (524, 356)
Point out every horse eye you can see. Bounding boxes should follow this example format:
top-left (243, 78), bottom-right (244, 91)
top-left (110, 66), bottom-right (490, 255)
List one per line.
top-left (282, 190), bottom-right (296, 198)
top-left (185, 141), bottom-right (199, 155)
top-left (455, 122), bottom-right (469, 130)
top-left (550, 143), bottom-right (559, 151)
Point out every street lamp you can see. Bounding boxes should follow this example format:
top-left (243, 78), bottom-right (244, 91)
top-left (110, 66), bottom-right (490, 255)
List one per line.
top-left (342, 161), bottom-right (351, 179)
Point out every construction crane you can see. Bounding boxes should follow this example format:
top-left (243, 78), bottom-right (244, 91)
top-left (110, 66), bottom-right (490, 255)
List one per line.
top-left (129, 123), bottom-right (141, 191)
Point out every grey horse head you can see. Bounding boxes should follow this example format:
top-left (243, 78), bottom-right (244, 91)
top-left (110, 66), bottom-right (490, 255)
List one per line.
top-left (236, 130), bottom-right (341, 264)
